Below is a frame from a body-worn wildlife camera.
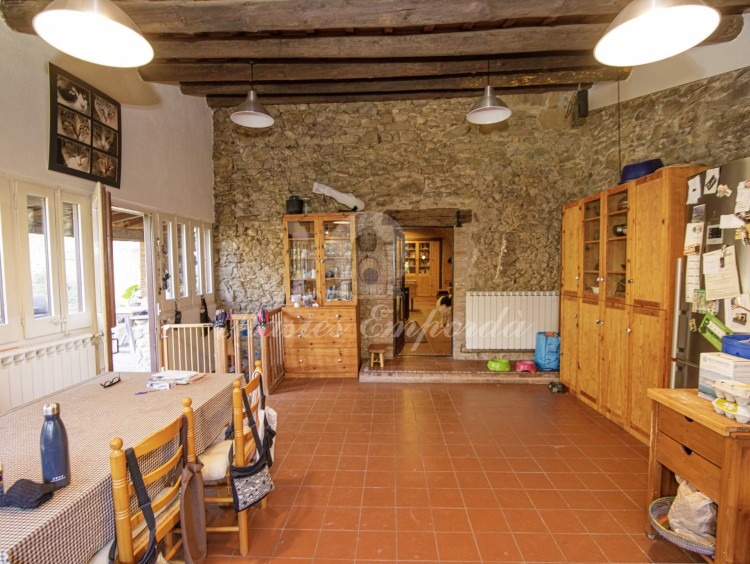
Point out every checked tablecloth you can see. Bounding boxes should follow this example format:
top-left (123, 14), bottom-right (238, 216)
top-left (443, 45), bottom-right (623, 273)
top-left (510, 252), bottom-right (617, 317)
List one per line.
top-left (0, 372), bottom-right (235, 564)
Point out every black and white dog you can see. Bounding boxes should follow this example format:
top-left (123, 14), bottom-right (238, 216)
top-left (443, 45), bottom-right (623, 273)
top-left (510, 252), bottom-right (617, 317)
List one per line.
top-left (436, 294), bottom-right (452, 327)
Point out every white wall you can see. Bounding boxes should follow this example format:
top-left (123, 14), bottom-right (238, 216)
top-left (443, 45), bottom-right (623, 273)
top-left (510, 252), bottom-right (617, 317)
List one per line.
top-left (0, 19), bottom-right (214, 222)
top-left (589, 13), bottom-right (750, 110)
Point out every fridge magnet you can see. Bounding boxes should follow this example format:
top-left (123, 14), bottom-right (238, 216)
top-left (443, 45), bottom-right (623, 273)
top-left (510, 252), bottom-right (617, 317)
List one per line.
top-left (706, 223), bottom-right (722, 245)
top-left (725, 296), bottom-right (750, 331)
top-left (689, 318), bottom-right (698, 333)
top-left (692, 204), bottom-right (706, 222)
top-left (717, 184), bottom-right (732, 198)
top-left (704, 168), bottom-right (719, 194)
top-left (692, 289), bottom-right (718, 315)
top-left (683, 222), bottom-right (704, 255)
top-left (698, 312), bottom-right (733, 351)
top-left (687, 175), bottom-right (702, 204)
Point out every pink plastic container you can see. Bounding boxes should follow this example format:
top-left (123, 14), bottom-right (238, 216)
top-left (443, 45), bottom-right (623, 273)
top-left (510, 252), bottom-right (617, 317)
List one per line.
top-left (515, 360), bottom-right (537, 373)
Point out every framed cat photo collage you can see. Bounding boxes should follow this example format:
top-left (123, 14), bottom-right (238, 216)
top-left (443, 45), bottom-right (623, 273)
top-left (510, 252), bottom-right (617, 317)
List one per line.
top-left (48, 63), bottom-right (121, 188)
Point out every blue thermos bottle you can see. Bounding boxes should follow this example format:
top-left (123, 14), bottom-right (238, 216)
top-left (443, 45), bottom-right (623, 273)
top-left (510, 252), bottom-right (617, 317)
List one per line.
top-left (40, 403), bottom-right (71, 488)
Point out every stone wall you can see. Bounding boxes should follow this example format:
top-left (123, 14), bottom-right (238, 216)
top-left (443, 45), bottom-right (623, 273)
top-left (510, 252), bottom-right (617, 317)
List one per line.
top-left (213, 66), bottom-right (750, 360)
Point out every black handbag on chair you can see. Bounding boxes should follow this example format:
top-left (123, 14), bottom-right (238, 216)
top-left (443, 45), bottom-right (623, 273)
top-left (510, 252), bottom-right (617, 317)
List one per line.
top-left (227, 387), bottom-right (274, 513)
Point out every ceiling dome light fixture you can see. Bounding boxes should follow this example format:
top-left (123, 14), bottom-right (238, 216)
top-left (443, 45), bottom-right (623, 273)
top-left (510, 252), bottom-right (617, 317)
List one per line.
top-left (594, 0), bottom-right (720, 67)
top-left (230, 62), bottom-right (275, 128)
top-left (466, 61), bottom-right (512, 125)
top-left (32, 0), bottom-right (153, 68)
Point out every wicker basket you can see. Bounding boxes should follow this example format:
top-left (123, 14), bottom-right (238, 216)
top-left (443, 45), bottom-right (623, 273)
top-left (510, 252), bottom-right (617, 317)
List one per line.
top-left (648, 497), bottom-right (716, 557)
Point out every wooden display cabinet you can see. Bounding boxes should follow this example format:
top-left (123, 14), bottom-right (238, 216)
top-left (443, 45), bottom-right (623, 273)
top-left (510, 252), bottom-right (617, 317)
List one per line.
top-left (284, 213), bottom-right (358, 307)
top-left (282, 213), bottom-right (360, 378)
top-left (559, 165), bottom-right (705, 442)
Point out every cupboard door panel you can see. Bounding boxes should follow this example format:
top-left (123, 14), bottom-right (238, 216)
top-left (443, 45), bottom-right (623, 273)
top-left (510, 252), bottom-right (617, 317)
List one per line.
top-left (629, 307), bottom-right (667, 437)
top-left (631, 177), bottom-right (668, 308)
top-left (602, 302), bottom-right (629, 425)
top-left (560, 295), bottom-right (579, 391)
top-left (562, 203), bottom-right (582, 296)
top-left (578, 300), bottom-right (602, 403)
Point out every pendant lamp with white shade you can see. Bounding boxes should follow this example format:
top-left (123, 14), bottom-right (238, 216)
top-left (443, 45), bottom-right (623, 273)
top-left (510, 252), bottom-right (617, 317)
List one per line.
top-left (594, 0), bottom-right (720, 67)
top-left (32, 0), bottom-right (153, 68)
top-left (230, 63), bottom-right (275, 128)
top-left (466, 62), bottom-right (512, 125)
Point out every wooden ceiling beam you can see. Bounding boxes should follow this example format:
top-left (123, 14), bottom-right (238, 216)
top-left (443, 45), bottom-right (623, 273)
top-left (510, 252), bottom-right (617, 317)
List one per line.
top-left (140, 55), bottom-right (605, 83)
top-left (180, 68), bottom-right (628, 97)
top-left (149, 16), bottom-right (742, 59)
top-left (206, 84), bottom-right (590, 107)
top-left (3, 0), bottom-right (747, 35)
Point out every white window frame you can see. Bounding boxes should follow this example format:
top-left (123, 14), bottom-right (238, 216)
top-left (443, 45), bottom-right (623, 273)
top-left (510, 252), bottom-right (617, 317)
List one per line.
top-left (190, 221), bottom-right (203, 305)
top-left (203, 224), bottom-right (214, 297)
top-left (15, 180), bottom-right (94, 340)
top-left (176, 221), bottom-right (188, 299)
top-left (0, 176), bottom-right (20, 343)
top-left (58, 191), bottom-right (94, 332)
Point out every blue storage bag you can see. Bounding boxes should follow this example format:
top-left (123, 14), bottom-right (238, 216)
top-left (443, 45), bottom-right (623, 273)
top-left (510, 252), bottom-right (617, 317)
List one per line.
top-left (535, 331), bottom-right (560, 371)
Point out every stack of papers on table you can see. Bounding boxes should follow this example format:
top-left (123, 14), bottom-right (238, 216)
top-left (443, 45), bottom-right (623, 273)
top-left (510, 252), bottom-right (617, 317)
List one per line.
top-left (152, 370), bottom-right (203, 385)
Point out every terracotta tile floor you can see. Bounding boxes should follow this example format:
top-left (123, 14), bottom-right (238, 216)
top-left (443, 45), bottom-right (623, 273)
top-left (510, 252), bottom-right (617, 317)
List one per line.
top-left (201, 378), bottom-right (704, 563)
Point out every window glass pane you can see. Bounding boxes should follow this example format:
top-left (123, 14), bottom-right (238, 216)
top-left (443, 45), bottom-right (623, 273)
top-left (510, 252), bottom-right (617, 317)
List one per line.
top-left (177, 222), bottom-right (188, 298)
top-left (204, 226), bottom-right (213, 294)
top-left (62, 201), bottom-right (84, 314)
top-left (28, 195), bottom-right (53, 319)
top-left (193, 226), bottom-right (202, 296)
top-left (0, 231), bottom-right (5, 326)
top-left (161, 220), bottom-right (174, 300)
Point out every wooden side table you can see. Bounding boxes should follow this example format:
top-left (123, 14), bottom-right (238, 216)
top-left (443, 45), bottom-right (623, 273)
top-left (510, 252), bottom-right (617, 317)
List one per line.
top-left (646, 388), bottom-right (750, 563)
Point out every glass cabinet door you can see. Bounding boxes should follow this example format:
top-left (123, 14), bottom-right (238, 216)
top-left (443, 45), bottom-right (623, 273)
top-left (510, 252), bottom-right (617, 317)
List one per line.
top-left (322, 218), bottom-right (354, 304)
top-left (605, 188), bottom-right (629, 300)
top-left (582, 197), bottom-right (602, 297)
top-left (286, 219), bottom-right (317, 306)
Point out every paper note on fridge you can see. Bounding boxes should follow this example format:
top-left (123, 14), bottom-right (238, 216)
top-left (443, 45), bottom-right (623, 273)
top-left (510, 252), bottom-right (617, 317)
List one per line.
top-left (687, 175), bottom-right (702, 204)
top-left (735, 181), bottom-right (750, 213)
top-left (720, 214), bottom-right (745, 229)
top-left (704, 168), bottom-right (719, 194)
top-left (685, 255), bottom-right (701, 304)
top-left (704, 247), bottom-right (742, 301)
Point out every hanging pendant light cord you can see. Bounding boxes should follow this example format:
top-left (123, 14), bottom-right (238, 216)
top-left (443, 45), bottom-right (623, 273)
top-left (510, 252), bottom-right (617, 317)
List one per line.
top-left (617, 80), bottom-right (622, 175)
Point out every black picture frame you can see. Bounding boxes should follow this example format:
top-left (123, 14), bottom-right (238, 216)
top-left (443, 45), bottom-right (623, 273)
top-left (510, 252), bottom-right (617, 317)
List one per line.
top-left (48, 63), bottom-right (121, 188)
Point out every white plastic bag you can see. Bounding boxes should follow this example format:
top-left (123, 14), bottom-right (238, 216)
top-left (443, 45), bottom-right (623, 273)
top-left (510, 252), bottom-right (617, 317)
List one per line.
top-left (667, 476), bottom-right (717, 544)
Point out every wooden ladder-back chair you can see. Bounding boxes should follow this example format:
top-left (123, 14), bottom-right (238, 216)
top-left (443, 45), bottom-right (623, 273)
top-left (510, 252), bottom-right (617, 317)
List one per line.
top-left (203, 372), bottom-right (265, 556)
top-left (108, 398), bottom-right (196, 564)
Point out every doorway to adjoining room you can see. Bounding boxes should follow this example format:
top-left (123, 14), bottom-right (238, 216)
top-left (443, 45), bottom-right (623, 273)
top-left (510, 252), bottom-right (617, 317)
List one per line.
top-left (396, 227), bottom-right (454, 357)
top-left (110, 209), bottom-right (156, 372)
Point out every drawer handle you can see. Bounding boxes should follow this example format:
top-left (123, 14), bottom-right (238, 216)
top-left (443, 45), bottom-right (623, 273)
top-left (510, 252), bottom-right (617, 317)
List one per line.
top-left (296, 315), bottom-right (301, 319)
top-left (298, 359), bottom-right (304, 363)
top-left (680, 445), bottom-right (693, 456)
top-left (335, 333), bottom-right (341, 338)
top-left (684, 416), bottom-right (694, 423)
top-left (297, 334), bottom-right (303, 338)
top-left (335, 314), bottom-right (341, 319)
top-left (337, 358), bottom-right (342, 363)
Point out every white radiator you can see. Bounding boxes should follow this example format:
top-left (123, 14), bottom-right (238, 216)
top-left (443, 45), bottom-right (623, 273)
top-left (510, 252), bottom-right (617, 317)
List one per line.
top-left (0, 334), bottom-right (97, 413)
top-left (465, 291), bottom-right (559, 350)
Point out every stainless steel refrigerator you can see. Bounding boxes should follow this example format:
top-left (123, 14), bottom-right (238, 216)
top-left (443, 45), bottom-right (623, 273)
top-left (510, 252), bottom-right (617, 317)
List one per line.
top-left (672, 157), bottom-right (750, 388)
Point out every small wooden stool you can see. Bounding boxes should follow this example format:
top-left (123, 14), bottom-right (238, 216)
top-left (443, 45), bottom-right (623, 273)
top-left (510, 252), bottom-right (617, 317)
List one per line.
top-left (368, 344), bottom-right (386, 369)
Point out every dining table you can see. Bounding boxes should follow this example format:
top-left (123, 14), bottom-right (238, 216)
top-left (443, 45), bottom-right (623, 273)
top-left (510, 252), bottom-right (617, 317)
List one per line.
top-left (0, 371), bottom-right (235, 564)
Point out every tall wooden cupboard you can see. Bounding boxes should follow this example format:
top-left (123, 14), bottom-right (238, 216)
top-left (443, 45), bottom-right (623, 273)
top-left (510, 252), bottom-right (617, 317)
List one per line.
top-left (282, 213), bottom-right (360, 378)
top-left (559, 166), bottom-right (704, 442)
